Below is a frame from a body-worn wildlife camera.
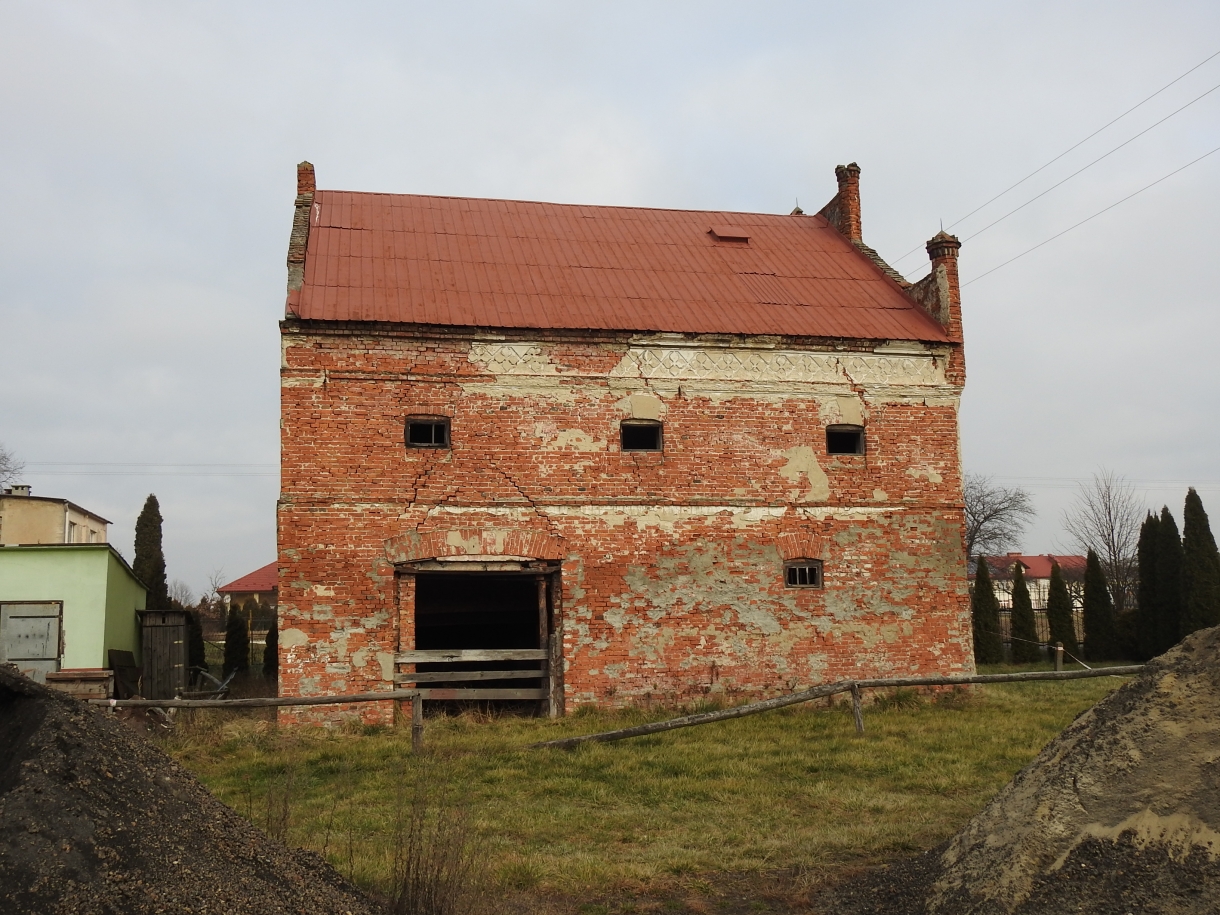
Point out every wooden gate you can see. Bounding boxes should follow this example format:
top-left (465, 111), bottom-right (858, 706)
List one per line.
top-left (141, 610), bottom-right (188, 699)
top-left (0, 601), bottom-right (62, 683)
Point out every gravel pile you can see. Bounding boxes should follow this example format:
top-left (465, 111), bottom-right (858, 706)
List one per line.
top-left (816, 626), bottom-right (1220, 914)
top-left (0, 665), bottom-right (384, 914)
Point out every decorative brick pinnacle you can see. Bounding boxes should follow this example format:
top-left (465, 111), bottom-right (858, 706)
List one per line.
top-left (297, 161), bottom-right (316, 198)
top-left (926, 231), bottom-right (961, 261)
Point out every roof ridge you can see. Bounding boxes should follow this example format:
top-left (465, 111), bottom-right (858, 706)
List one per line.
top-left (314, 188), bottom-right (825, 222)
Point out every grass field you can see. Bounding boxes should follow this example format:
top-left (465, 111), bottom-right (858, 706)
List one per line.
top-left (164, 669), bottom-right (1130, 907)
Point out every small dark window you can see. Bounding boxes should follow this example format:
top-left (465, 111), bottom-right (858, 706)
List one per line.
top-left (785, 560), bottom-right (823, 588)
top-left (405, 416), bottom-right (450, 448)
top-left (826, 424), bottom-right (865, 455)
top-left (621, 420), bottom-right (662, 452)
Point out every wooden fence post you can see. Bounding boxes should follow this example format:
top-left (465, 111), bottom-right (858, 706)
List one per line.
top-left (850, 683), bottom-right (865, 735)
top-left (412, 697), bottom-right (424, 751)
top-left (1055, 642), bottom-right (1064, 672)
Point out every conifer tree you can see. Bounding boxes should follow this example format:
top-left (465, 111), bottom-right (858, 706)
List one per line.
top-left (1181, 487), bottom-right (1220, 636)
top-left (241, 595), bottom-right (260, 628)
top-left (132, 494), bottom-right (169, 612)
top-left (223, 606), bottom-right (250, 677)
top-left (186, 610), bottom-right (208, 674)
top-left (1155, 506), bottom-right (1184, 654)
top-left (1045, 560), bottom-right (1079, 658)
top-left (1009, 564), bottom-right (1042, 663)
top-left (1082, 549), bottom-right (1119, 660)
top-left (263, 618), bottom-right (278, 678)
top-left (1135, 511), bottom-right (1161, 660)
top-left (971, 557), bottom-right (1004, 664)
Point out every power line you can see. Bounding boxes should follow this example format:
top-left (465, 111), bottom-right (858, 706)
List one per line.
top-left (25, 472), bottom-right (277, 477)
top-left (956, 79), bottom-right (1220, 246)
top-left (962, 142), bottom-right (1220, 286)
top-left (23, 462), bottom-right (277, 478)
top-left (26, 461), bottom-right (275, 468)
top-left (892, 48), bottom-right (1220, 266)
top-left (995, 480), bottom-right (1220, 488)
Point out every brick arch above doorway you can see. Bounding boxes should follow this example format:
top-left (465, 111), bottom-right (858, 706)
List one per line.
top-left (384, 527), bottom-right (566, 564)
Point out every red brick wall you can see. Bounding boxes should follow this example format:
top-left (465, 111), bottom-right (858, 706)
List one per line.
top-left (277, 324), bottom-right (973, 722)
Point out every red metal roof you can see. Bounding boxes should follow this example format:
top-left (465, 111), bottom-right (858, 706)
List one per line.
top-left (218, 561), bottom-right (277, 594)
top-left (289, 191), bottom-right (951, 342)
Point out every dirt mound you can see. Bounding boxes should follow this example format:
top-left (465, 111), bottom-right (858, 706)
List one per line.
top-left (0, 665), bottom-right (383, 914)
top-left (817, 627), bottom-right (1220, 914)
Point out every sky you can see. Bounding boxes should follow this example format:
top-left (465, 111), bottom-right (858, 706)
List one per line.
top-left (2, 1), bottom-right (1218, 596)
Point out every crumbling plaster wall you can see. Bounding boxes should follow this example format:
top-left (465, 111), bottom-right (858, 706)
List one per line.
top-left (278, 324), bottom-right (972, 721)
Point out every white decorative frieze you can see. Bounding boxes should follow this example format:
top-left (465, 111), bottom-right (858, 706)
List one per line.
top-left (467, 341), bottom-right (948, 388)
top-left (611, 347), bottom-right (845, 383)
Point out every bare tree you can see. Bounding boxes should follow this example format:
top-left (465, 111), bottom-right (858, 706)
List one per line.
top-left (0, 443), bottom-right (24, 488)
top-left (1062, 470), bottom-right (1143, 614)
top-left (169, 579), bottom-right (196, 608)
top-left (206, 568), bottom-right (227, 602)
top-left (963, 473), bottom-right (1036, 559)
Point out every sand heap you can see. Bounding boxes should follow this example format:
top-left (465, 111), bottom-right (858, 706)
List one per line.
top-left (821, 626), bottom-right (1220, 915)
top-left (0, 665), bottom-right (383, 914)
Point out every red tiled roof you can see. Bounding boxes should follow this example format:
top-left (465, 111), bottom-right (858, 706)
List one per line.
top-left (976, 554), bottom-right (1087, 580)
top-left (218, 561), bottom-right (277, 594)
top-left (289, 191), bottom-right (951, 342)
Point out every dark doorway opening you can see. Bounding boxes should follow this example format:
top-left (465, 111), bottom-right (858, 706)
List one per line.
top-left (413, 572), bottom-right (550, 712)
top-left (415, 573), bottom-right (540, 650)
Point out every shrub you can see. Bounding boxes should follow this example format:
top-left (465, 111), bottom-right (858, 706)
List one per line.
top-left (970, 557), bottom-right (1004, 664)
top-left (263, 618), bottom-right (278, 679)
top-left (1009, 565), bottom-right (1042, 664)
top-left (388, 767), bottom-right (482, 915)
top-left (1083, 549), bottom-right (1120, 661)
top-left (1045, 561), bottom-right (1079, 658)
top-left (223, 607), bottom-right (250, 677)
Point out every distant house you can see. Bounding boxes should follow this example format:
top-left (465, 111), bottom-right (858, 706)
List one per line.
top-left (1, 484), bottom-right (110, 546)
top-left (972, 554), bottom-right (1086, 610)
top-left (0, 504), bottom-right (145, 683)
top-left (218, 562), bottom-right (278, 611)
top-left (970, 553), bottom-right (1086, 649)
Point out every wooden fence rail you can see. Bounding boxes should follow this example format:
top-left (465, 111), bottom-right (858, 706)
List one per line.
top-left (88, 689), bottom-right (422, 709)
top-left (87, 664), bottom-right (1143, 739)
top-left (527, 665), bottom-right (1146, 750)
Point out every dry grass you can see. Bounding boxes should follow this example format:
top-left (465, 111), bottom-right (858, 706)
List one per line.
top-left (163, 671), bottom-right (1129, 905)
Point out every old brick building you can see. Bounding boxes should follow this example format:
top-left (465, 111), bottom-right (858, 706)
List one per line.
top-left (277, 161), bottom-right (973, 722)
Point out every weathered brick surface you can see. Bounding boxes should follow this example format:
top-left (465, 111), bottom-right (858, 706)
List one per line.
top-left (277, 325), bottom-right (973, 723)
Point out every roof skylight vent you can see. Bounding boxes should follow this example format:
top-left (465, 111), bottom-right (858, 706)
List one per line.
top-left (709, 225), bottom-right (750, 243)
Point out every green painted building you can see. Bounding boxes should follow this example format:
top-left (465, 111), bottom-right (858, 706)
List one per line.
top-left (0, 544), bottom-right (146, 682)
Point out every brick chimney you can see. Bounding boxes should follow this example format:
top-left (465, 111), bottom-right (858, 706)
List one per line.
top-left (286, 161), bottom-right (316, 301)
top-left (297, 161), bottom-right (316, 197)
top-left (926, 230), bottom-right (961, 314)
top-left (907, 229), bottom-right (965, 382)
top-left (818, 162), bottom-right (862, 242)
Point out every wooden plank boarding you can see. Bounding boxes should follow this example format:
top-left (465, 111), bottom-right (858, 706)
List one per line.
top-left (395, 648), bottom-right (548, 663)
top-left (416, 687), bottom-right (543, 701)
top-left (395, 669), bottom-right (546, 684)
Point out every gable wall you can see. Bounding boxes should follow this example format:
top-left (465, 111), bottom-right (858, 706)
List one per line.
top-left (277, 323), bottom-right (973, 722)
